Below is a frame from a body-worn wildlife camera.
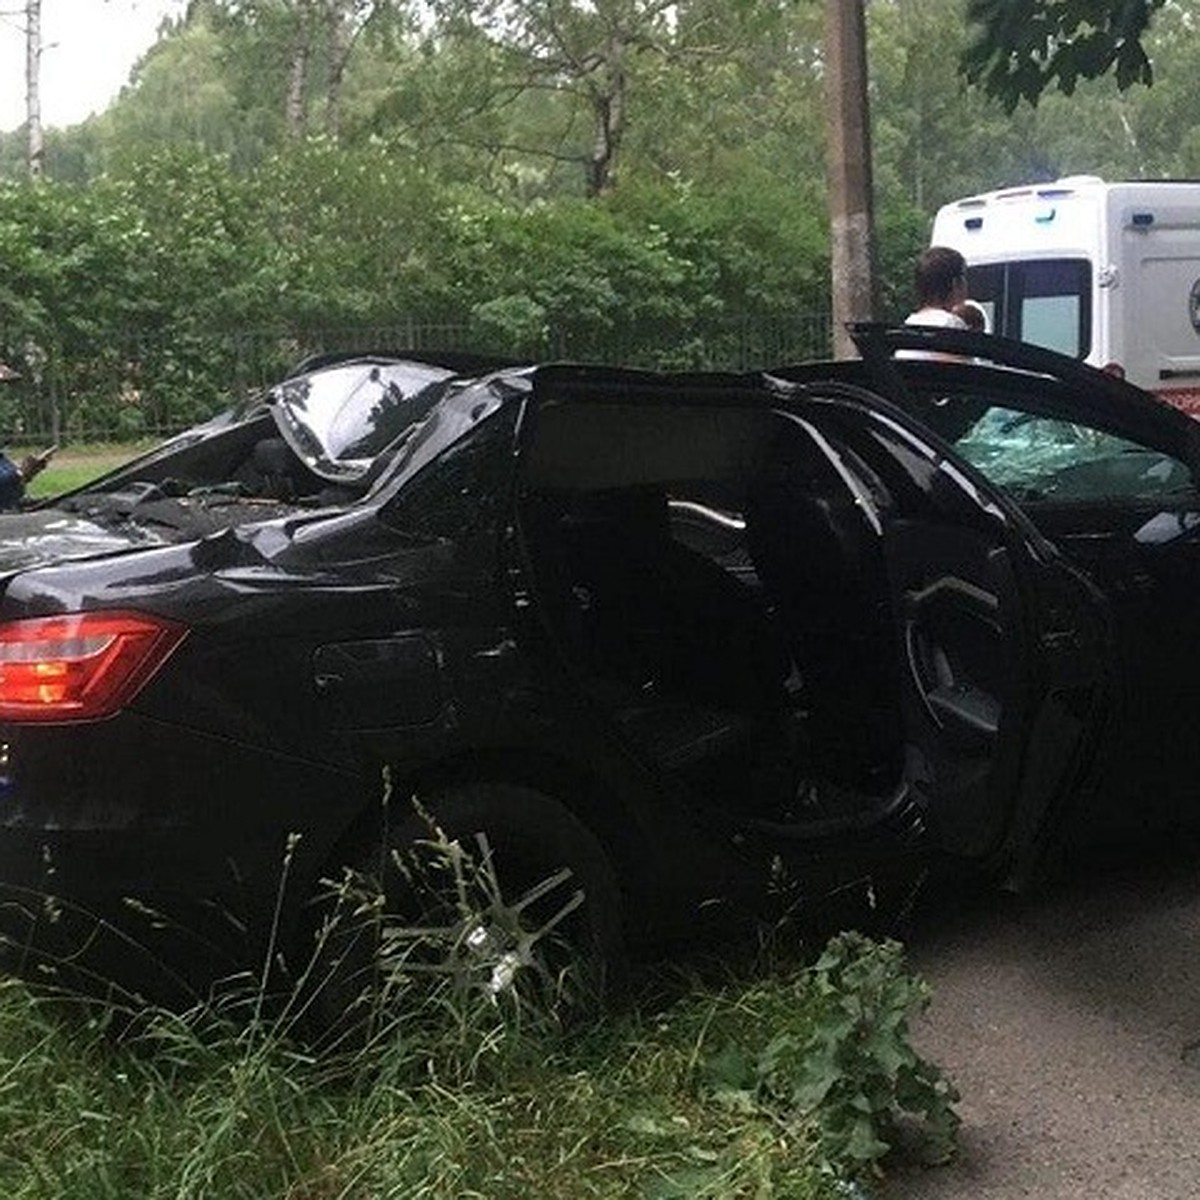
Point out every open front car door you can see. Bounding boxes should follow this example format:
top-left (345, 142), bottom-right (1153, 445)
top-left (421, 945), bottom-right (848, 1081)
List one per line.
top-left (841, 323), bottom-right (1200, 856)
top-left (761, 368), bottom-right (1113, 883)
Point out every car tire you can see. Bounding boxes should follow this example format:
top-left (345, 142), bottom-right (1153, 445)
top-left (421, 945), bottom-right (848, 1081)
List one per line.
top-left (301, 782), bottom-right (625, 1047)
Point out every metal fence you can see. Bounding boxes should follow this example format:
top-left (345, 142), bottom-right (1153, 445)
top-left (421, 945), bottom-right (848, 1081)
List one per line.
top-left (0, 309), bottom-right (833, 446)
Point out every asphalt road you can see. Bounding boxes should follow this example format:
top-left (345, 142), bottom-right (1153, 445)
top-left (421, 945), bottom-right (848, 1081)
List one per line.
top-left (880, 840), bottom-right (1200, 1199)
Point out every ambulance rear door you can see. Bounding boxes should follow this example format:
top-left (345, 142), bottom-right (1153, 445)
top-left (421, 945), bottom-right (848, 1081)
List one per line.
top-left (1116, 188), bottom-right (1200, 413)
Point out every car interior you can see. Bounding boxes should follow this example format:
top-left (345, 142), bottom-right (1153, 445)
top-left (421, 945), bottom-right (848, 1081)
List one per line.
top-left (52, 410), bottom-right (352, 537)
top-left (516, 394), bottom-right (906, 824)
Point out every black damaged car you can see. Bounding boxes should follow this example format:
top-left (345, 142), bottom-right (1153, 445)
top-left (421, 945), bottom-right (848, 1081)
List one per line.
top-left (0, 325), bottom-right (1191, 1014)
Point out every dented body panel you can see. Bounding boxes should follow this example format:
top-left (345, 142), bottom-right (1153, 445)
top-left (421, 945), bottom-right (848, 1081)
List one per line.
top-left (0, 334), bottom-right (1190, 998)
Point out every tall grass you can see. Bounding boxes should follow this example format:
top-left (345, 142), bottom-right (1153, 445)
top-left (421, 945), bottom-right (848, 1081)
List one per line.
top-left (0, 774), bottom-right (950, 1198)
top-left (0, 964), bottom-right (850, 1200)
top-left (0, 803), bottom-right (955, 1198)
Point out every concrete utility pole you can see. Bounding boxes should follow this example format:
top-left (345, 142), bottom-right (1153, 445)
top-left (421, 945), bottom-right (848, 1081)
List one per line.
top-left (824, 0), bottom-right (877, 358)
top-left (25, 0), bottom-right (44, 179)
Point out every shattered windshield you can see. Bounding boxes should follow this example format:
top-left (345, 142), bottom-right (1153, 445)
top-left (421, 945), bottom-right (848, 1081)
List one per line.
top-left (271, 360), bottom-right (458, 482)
top-left (953, 405), bottom-right (1196, 503)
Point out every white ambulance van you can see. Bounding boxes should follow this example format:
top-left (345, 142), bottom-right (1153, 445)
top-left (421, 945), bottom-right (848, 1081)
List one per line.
top-left (931, 176), bottom-right (1200, 413)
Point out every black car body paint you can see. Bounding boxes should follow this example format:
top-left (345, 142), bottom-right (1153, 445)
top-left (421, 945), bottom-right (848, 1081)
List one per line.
top-left (4, 330), bottom-right (1185, 1001)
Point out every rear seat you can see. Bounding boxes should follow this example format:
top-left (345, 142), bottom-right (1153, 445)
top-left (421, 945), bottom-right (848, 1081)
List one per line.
top-left (521, 486), bottom-right (793, 769)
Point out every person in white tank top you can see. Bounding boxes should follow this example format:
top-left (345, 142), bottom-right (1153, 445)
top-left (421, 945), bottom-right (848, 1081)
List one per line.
top-left (898, 246), bottom-right (971, 359)
top-left (904, 245), bottom-right (970, 329)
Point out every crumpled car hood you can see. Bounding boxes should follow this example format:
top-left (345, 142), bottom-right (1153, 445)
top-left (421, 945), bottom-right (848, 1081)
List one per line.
top-left (0, 508), bottom-right (167, 574)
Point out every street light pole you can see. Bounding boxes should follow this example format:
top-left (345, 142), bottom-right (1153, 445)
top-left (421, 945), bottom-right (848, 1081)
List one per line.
top-left (25, 0), bottom-right (44, 179)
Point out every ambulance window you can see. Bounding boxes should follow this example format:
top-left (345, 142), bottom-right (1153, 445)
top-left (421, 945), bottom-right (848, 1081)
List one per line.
top-left (1020, 260), bottom-right (1090, 357)
top-left (966, 259), bottom-right (1091, 359)
top-left (965, 263), bottom-right (1004, 333)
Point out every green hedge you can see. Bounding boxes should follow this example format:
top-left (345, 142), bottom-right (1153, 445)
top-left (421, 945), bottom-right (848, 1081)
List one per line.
top-left (0, 147), bottom-right (854, 441)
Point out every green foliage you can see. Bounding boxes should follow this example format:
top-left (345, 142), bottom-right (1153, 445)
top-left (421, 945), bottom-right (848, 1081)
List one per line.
top-left (0, 939), bottom-right (931, 1198)
top-left (871, 0), bottom-right (1017, 210)
top-left (0, 988), bottom-right (771, 1197)
top-left (13, 0), bottom-right (1200, 210)
top-left (0, 148), bottom-right (836, 439)
top-left (401, 0), bottom-right (804, 196)
top-left (868, 0), bottom-right (1200, 209)
top-left (963, 0), bottom-right (1168, 111)
top-left (0, 793), bottom-right (949, 1197)
top-left (12, 0), bottom-right (1200, 439)
top-left (102, 13), bottom-right (258, 170)
top-left (701, 931), bottom-right (959, 1175)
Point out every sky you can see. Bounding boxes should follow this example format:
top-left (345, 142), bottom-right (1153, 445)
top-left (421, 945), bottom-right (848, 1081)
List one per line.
top-left (0, 0), bottom-right (185, 133)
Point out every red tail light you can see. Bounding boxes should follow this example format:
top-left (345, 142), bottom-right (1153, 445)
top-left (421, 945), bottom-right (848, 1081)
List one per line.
top-left (0, 611), bottom-right (187, 723)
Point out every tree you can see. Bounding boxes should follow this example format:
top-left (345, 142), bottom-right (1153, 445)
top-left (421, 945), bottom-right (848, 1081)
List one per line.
top-left (1115, 2), bottom-right (1200, 176)
top-left (963, 0), bottom-right (1168, 110)
top-left (870, 0), bottom-right (1050, 207)
top-left (104, 12), bottom-right (252, 163)
top-left (201, 0), bottom-right (403, 141)
top-left (414, 0), bottom-right (796, 198)
top-left (620, 3), bottom-right (827, 194)
top-left (417, 0), bottom-right (673, 198)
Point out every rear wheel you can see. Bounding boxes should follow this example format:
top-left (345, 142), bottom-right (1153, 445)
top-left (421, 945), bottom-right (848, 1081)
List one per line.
top-left (305, 782), bottom-right (624, 1044)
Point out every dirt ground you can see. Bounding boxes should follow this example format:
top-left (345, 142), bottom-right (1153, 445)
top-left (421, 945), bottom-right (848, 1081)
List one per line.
top-left (880, 841), bottom-right (1200, 1199)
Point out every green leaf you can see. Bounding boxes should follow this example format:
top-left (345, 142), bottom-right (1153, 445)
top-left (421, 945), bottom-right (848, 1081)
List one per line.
top-left (842, 1113), bottom-right (891, 1165)
top-left (700, 1041), bottom-right (755, 1093)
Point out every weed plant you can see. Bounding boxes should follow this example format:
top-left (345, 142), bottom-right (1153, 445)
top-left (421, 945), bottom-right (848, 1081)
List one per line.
top-left (0, 949), bottom-right (954, 1197)
top-left (0, 809), bottom-right (956, 1197)
top-left (0, 971), bottom-right (839, 1198)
